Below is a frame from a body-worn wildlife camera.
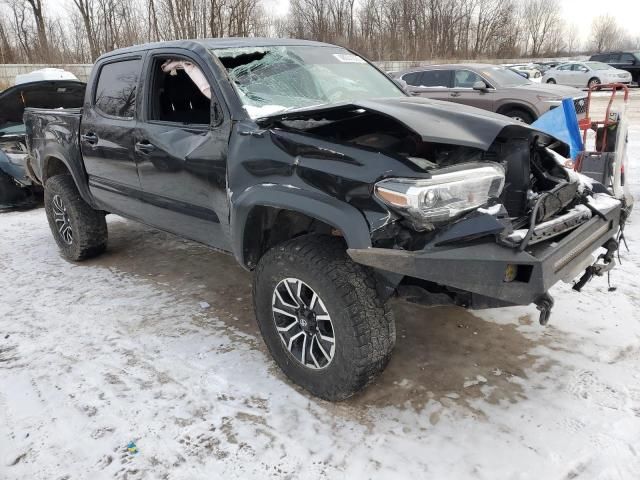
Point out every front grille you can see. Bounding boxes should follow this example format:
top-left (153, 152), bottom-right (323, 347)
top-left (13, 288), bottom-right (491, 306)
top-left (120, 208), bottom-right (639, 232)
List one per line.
top-left (573, 97), bottom-right (587, 115)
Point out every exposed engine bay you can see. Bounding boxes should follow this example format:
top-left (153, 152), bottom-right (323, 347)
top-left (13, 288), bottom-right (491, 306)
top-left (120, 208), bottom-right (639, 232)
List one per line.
top-left (259, 103), bottom-right (624, 254)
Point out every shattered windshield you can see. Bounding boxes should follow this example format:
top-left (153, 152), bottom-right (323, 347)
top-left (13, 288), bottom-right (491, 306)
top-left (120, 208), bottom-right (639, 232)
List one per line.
top-left (212, 46), bottom-right (405, 119)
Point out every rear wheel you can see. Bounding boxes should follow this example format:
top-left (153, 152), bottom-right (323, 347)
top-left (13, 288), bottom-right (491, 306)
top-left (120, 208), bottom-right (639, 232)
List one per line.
top-left (44, 175), bottom-right (107, 261)
top-left (253, 235), bottom-right (396, 400)
top-left (546, 78), bottom-right (556, 84)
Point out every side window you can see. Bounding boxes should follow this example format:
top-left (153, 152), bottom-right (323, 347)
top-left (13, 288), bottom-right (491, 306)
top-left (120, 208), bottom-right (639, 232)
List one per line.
top-left (557, 64), bottom-right (571, 71)
top-left (572, 64), bottom-right (588, 72)
top-left (148, 57), bottom-right (212, 125)
top-left (592, 54), bottom-right (606, 62)
top-left (401, 72), bottom-right (423, 87)
top-left (620, 53), bottom-right (635, 64)
top-left (419, 70), bottom-right (451, 87)
top-left (454, 70), bottom-right (483, 88)
top-left (608, 54), bottom-right (620, 62)
top-left (94, 59), bottom-right (141, 118)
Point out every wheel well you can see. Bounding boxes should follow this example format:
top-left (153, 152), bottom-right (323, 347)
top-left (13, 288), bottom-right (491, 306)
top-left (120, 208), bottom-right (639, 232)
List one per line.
top-left (588, 76), bottom-right (600, 84)
top-left (497, 104), bottom-right (536, 121)
top-left (44, 157), bottom-right (70, 183)
top-left (243, 206), bottom-right (337, 269)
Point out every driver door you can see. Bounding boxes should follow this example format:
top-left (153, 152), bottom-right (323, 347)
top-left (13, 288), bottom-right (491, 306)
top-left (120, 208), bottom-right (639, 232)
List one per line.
top-left (133, 49), bottom-right (232, 251)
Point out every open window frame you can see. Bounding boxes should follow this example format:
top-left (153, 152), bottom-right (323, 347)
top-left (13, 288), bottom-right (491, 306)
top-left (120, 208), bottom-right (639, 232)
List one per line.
top-left (144, 51), bottom-right (223, 130)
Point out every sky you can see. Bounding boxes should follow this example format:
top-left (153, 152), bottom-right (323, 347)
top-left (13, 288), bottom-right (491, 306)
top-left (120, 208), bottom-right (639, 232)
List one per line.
top-left (559, 0), bottom-right (640, 42)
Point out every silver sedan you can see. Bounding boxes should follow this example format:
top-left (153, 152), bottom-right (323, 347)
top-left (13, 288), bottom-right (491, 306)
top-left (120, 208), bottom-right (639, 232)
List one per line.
top-left (542, 61), bottom-right (632, 89)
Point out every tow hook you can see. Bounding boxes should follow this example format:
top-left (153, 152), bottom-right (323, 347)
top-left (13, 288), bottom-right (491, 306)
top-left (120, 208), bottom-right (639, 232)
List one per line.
top-left (572, 239), bottom-right (619, 292)
top-left (535, 292), bottom-right (554, 325)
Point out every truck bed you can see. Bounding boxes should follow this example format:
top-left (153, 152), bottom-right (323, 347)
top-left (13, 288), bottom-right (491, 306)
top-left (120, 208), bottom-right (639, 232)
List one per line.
top-left (24, 107), bottom-right (83, 186)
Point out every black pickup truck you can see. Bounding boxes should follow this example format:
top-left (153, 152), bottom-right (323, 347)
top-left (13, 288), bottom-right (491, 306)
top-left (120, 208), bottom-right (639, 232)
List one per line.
top-left (589, 51), bottom-right (640, 85)
top-left (25, 38), bottom-right (628, 400)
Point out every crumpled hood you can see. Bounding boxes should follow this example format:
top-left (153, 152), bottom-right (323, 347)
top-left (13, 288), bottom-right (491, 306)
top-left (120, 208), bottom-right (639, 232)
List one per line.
top-left (0, 80), bottom-right (85, 131)
top-left (257, 96), bottom-right (545, 151)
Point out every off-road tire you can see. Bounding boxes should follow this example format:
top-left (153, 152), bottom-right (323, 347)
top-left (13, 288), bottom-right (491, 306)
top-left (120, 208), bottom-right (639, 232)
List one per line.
top-left (44, 174), bottom-right (107, 261)
top-left (502, 107), bottom-right (534, 124)
top-left (253, 234), bottom-right (396, 401)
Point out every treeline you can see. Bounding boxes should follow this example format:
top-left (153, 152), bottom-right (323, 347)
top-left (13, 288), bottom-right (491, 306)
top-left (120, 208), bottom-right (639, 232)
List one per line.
top-left (0, 0), bottom-right (638, 64)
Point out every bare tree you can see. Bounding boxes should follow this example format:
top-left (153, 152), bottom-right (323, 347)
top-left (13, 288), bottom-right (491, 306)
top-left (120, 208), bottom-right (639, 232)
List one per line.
top-left (25, 0), bottom-right (49, 57)
top-left (522, 0), bottom-right (560, 57)
top-left (564, 23), bottom-right (580, 54)
top-left (590, 14), bottom-right (621, 53)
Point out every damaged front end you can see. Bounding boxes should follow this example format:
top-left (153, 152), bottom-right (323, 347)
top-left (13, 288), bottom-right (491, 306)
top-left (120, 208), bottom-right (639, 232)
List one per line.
top-left (256, 98), bottom-right (626, 325)
top-left (345, 120), bottom-right (625, 324)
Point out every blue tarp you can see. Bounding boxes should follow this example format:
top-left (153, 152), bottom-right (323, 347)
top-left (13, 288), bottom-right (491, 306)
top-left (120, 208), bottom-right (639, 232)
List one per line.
top-left (531, 97), bottom-right (584, 160)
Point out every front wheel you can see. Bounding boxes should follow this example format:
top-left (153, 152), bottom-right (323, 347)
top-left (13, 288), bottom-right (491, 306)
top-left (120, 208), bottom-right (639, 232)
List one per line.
top-left (502, 108), bottom-right (534, 124)
top-left (253, 235), bottom-right (396, 400)
top-left (546, 78), bottom-right (556, 84)
top-left (588, 77), bottom-right (601, 89)
top-left (44, 175), bottom-right (107, 261)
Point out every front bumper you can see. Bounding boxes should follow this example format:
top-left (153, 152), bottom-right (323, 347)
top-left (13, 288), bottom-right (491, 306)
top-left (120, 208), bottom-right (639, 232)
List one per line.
top-left (348, 202), bottom-right (621, 307)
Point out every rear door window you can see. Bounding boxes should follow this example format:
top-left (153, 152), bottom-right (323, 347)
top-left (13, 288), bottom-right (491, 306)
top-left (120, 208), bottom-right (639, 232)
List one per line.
top-left (94, 59), bottom-right (142, 118)
top-left (620, 53), bottom-right (635, 64)
top-left (418, 70), bottom-right (452, 87)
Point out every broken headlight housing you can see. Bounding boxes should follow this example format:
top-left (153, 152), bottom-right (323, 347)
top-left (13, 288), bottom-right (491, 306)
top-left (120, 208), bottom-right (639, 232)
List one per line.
top-left (375, 163), bottom-right (505, 230)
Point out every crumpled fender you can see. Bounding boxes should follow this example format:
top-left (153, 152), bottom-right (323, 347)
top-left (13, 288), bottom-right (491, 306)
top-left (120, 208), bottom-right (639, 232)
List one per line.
top-left (231, 183), bottom-right (372, 267)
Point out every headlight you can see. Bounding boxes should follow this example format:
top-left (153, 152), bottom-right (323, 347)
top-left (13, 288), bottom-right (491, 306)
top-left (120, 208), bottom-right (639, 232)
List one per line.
top-left (375, 163), bottom-right (505, 230)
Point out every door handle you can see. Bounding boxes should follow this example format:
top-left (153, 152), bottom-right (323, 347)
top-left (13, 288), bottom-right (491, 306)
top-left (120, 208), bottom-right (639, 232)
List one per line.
top-left (81, 132), bottom-right (98, 145)
top-left (135, 141), bottom-right (156, 154)
top-left (450, 92), bottom-right (461, 97)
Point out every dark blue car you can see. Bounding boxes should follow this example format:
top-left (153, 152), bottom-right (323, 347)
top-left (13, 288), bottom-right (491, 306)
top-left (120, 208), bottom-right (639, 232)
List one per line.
top-left (0, 80), bottom-right (85, 209)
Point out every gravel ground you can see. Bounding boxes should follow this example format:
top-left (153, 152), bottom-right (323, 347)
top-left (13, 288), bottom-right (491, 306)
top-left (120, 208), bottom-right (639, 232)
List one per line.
top-left (1, 92), bottom-right (639, 480)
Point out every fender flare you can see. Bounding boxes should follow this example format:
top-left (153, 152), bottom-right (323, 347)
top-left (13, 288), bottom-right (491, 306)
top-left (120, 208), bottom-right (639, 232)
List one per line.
top-left (231, 184), bottom-right (372, 268)
top-left (41, 149), bottom-right (97, 209)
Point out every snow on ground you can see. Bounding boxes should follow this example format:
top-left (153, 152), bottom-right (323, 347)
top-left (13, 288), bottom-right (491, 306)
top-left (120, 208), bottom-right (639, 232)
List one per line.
top-left (2, 101), bottom-right (640, 480)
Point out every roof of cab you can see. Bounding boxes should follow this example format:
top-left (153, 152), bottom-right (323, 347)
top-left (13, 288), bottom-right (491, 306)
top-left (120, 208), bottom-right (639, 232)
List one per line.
top-left (98, 37), bottom-right (336, 60)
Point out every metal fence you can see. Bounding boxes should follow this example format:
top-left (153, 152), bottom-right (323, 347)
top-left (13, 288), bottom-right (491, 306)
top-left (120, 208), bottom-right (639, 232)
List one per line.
top-left (1, 57), bottom-right (588, 87)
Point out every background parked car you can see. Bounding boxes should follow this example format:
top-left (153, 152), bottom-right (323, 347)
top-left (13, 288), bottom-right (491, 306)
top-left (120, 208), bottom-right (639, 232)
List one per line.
top-left (505, 64), bottom-right (542, 82)
top-left (589, 51), bottom-right (640, 85)
top-left (395, 63), bottom-right (585, 124)
top-left (542, 61), bottom-right (632, 88)
top-left (0, 78), bottom-right (85, 209)
top-left (508, 67), bottom-right (529, 79)
top-left (533, 62), bottom-right (561, 74)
